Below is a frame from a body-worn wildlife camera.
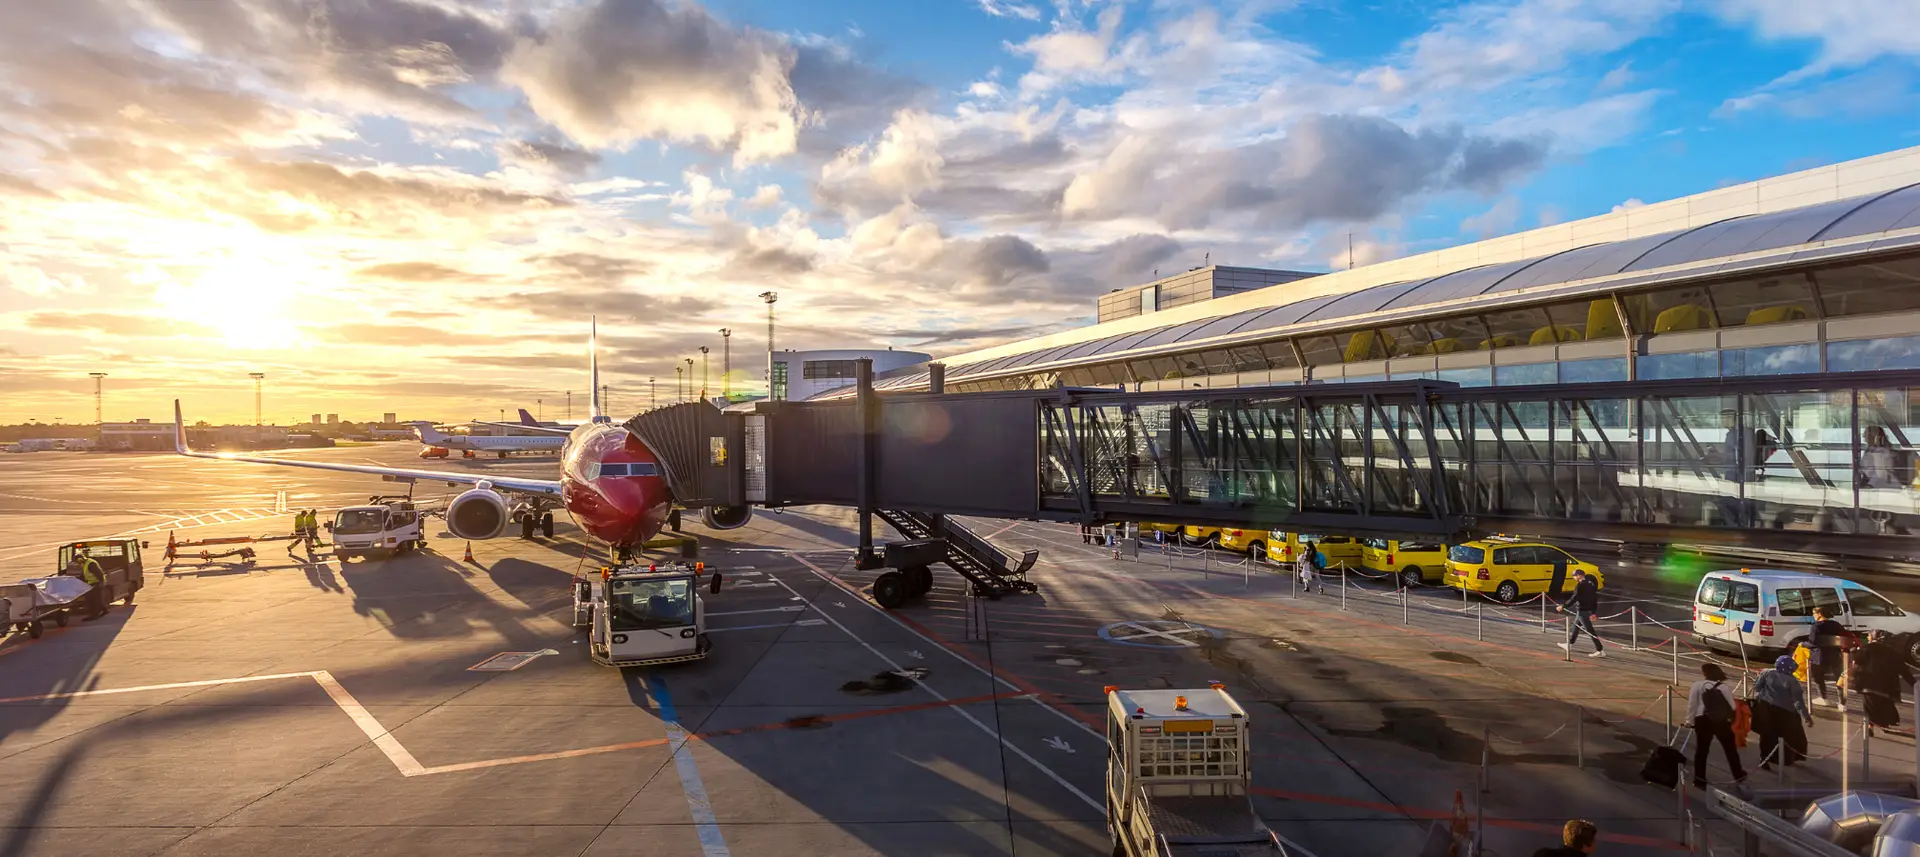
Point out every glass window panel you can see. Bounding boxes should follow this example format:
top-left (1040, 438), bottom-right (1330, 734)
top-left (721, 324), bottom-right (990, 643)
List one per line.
top-left (1639, 351), bottom-right (1720, 380)
top-left (1340, 329), bottom-right (1396, 362)
top-left (1730, 582), bottom-right (1760, 611)
top-left (1816, 256), bottom-right (1920, 318)
top-left (1480, 306), bottom-right (1554, 350)
top-left (1380, 322), bottom-right (1435, 357)
top-left (1544, 299), bottom-right (1623, 342)
top-left (1437, 366), bottom-right (1493, 387)
top-left (1829, 335), bottom-right (1920, 372)
top-left (1391, 368), bottom-right (1437, 380)
top-left (1723, 344), bottom-right (1819, 377)
top-left (1629, 285), bottom-right (1718, 333)
top-left (1844, 588), bottom-right (1902, 617)
top-left (1713, 274), bottom-right (1817, 327)
top-left (1258, 341), bottom-right (1301, 369)
top-left (1299, 336), bottom-right (1343, 367)
top-left (1422, 315), bottom-right (1489, 355)
top-left (1495, 363), bottom-right (1558, 386)
top-left (1856, 388), bottom-right (1920, 533)
top-left (1560, 357), bottom-right (1629, 384)
top-left (1131, 358), bottom-right (1182, 380)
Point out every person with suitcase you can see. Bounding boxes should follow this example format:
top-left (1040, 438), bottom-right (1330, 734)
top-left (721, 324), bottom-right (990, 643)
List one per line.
top-left (1685, 663), bottom-right (1747, 790)
top-left (1753, 654), bottom-right (1814, 769)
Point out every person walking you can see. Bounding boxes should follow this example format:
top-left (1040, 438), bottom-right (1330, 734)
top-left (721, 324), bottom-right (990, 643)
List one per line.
top-left (1753, 654), bottom-right (1814, 769)
top-left (1556, 569), bottom-right (1606, 658)
top-left (1685, 663), bottom-right (1747, 790)
top-left (1531, 819), bottom-right (1599, 856)
top-left (1080, 524), bottom-right (1093, 545)
top-left (1297, 540), bottom-right (1324, 595)
top-left (1855, 630), bottom-right (1913, 729)
top-left (1806, 606), bottom-right (1854, 708)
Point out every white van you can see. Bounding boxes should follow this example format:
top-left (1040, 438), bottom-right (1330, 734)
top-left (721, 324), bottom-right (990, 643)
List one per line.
top-left (1692, 569), bottom-right (1920, 662)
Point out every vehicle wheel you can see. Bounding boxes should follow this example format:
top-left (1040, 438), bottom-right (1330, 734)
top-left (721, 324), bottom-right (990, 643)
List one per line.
top-left (521, 517), bottom-right (537, 540)
top-left (1402, 567), bottom-right (1423, 588)
top-left (1180, 532), bottom-right (1201, 546)
top-left (123, 585), bottom-right (137, 606)
top-left (1906, 634), bottom-right (1920, 667)
top-left (904, 565), bottom-right (933, 596)
top-left (1247, 541), bottom-right (1265, 560)
top-left (28, 621), bottom-right (43, 639)
top-left (1495, 580), bottom-right (1520, 603)
top-left (873, 572), bottom-right (909, 609)
top-left (541, 513), bottom-right (555, 538)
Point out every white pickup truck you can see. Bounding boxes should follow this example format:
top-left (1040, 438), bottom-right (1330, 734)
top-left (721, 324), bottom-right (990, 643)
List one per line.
top-left (326, 499), bottom-right (427, 561)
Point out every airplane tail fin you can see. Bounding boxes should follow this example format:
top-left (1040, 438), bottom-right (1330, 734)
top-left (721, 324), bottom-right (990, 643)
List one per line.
top-left (173, 400), bottom-right (190, 454)
top-left (409, 421), bottom-right (451, 443)
top-left (518, 408), bottom-right (539, 426)
top-left (588, 315), bottom-right (605, 422)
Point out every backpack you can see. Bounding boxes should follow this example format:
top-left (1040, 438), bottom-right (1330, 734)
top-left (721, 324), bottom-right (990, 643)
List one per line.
top-left (1310, 549), bottom-right (1326, 570)
top-left (1701, 682), bottom-right (1733, 727)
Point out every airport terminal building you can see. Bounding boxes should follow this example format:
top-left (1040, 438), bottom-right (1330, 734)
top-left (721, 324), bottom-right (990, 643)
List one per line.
top-left (859, 147), bottom-right (1920, 398)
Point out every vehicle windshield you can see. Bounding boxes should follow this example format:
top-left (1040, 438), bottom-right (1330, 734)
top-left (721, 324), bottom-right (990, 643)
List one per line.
top-left (334, 509), bottom-right (387, 534)
top-left (608, 578), bottom-right (694, 631)
top-left (1448, 545), bottom-right (1485, 564)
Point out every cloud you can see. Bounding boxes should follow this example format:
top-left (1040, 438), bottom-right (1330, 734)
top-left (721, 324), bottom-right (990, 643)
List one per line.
top-left (901, 325), bottom-right (1037, 346)
top-left (1012, 4), bottom-right (1134, 93)
top-left (0, 173), bottom-right (54, 198)
top-left (24, 312), bottom-right (215, 338)
top-left (944, 234), bottom-right (1049, 288)
top-left (497, 139), bottom-right (601, 177)
top-left (538, 252), bottom-right (648, 286)
top-left (494, 288), bottom-right (719, 325)
top-left (218, 158), bottom-right (569, 234)
top-left (1714, 0), bottom-right (1920, 73)
top-left (725, 245), bottom-right (816, 277)
top-left (313, 323), bottom-right (471, 347)
top-left (1390, 0), bottom-right (1679, 95)
top-left (1714, 66), bottom-right (1919, 119)
top-left (978, 0), bottom-right (1042, 21)
top-left (1611, 198), bottom-right (1647, 213)
top-left (3, 263), bottom-right (90, 297)
top-left (747, 184), bottom-right (785, 209)
top-left (1061, 114), bottom-right (1548, 231)
top-left (1461, 196), bottom-right (1522, 239)
top-left (1599, 61), bottom-right (1636, 91)
top-left (352, 262), bottom-right (479, 283)
top-left (502, 0), bottom-right (804, 163)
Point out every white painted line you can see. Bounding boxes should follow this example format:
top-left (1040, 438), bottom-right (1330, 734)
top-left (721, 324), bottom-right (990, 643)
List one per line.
top-left (0, 671), bottom-right (324, 704)
top-left (312, 671), bottom-right (426, 777)
top-left (791, 557), bottom-right (1105, 743)
top-left (733, 582), bottom-right (777, 589)
top-left (705, 619), bottom-right (823, 633)
top-left (767, 573), bottom-right (1103, 812)
top-left (646, 674), bottom-right (732, 857)
top-left (706, 606), bottom-right (805, 617)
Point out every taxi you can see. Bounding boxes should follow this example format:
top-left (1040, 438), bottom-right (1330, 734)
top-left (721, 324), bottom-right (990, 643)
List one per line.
top-left (1361, 538), bottom-right (1450, 587)
top-left (1445, 536), bottom-right (1602, 603)
top-left (1178, 525), bottom-right (1222, 546)
top-left (1264, 532), bottom-right (1363, 569)
top-left (1215, 527), bottom-right (1264, 555)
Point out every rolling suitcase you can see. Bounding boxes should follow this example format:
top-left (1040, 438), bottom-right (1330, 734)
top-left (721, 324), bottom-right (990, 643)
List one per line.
top-left (1641, 732), bottom-right (1691, 790)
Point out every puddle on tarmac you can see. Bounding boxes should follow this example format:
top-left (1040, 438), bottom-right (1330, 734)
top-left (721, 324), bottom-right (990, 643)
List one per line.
top-left (1312, 667), bottom-right (1349, 680)
top-left (840, 667), bottom-right (930, 695)
top-left (1076, 668), bottom-right (1103, 675)
top-left (1055, 658), bottom-right (1084, 667)
top-left (1429, 651), bottom-right (1481, 666)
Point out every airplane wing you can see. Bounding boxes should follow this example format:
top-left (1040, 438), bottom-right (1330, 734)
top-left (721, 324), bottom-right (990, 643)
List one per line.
top-left (174, 401), bottom-right (562, 497)
top-left (469, 420), bottom-right (572, 437)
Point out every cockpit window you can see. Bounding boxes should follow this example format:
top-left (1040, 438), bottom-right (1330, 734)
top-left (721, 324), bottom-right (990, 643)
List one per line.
top-left (335, 509), bottom-right (386, 534)
top-left (607, 578), bottom-right (693, 630)
top-left (589, 462), bottom-right (659, 479)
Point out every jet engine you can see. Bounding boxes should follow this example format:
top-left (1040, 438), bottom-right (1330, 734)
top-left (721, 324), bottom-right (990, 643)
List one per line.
top-left (701, 505), bottom-right (754, 530)
top-left (447, 488), bottom-right (511, 540)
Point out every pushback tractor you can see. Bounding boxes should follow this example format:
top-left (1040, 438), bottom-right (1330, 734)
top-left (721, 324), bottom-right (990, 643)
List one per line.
top-left (572, 561), bottom-right (724, 667)
top-left (1104, 684), bottom-right (1306, 857)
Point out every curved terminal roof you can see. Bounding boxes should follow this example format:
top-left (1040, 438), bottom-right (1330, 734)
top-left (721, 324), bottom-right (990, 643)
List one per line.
top-left (859, 180), bottom-right (1920, 394)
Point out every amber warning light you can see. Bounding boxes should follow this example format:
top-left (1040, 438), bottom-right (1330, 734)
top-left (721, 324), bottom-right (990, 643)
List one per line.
top-left (1174, 695), bottom-right (1188, 711)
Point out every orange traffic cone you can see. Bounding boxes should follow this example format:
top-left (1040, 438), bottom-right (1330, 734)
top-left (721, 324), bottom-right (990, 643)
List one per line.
top-left (164, 531), bottom-right (177, 561)
top-left (462, 541), bottom-right (474, 563)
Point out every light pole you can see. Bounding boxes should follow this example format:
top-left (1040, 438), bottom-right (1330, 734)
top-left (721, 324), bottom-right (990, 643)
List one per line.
top-left (248, 373), bottom-right (265, 426)
top-left (537, 399), bottom-right (543, 422)
top-left (565, 391), bottom-right (571, 421)
top-left (719, 328), bottom-right (732, 398)
top-left (601, 384), bottom-right (610, 415)
top-left (88, 372), bottom-right (106, 427)
top-left (675, 366), bottom-right (684, 403)
top-left (699, 346), bottom-right (710, 402)
top-left (759, 291), bottom-right (778, 399)
top-left (649, 377), bottom-right (656, 410)
top-left (684, 358), bottom-right (694, 402)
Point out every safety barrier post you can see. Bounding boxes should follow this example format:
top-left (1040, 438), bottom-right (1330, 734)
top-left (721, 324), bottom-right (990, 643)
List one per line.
top-left (1340, 569), bottom-right (1348, 612)
top-left (1863, 722), bottom-right (1871, 785)
top-left (1563, 615), bottom-right (1571, 661)
top-left (1476, 601), bottom-right (1483, 641)
top-left (1203, 549), bottom-right (1210, 579)
top-left (1672, 636), bottom-right (1680, 686)
top-left (1292, 565), bottom-right (1298, 599)
top-left (1664, 687), bottom-right (1672, 743)
top-left (1480, 726), bottom-right (1490, 795)
top-left (1632, 606), bottom-right (1639, 650)
top-left (1678, 781), bottom-right (1689, 846)
top-left (1576, 705), bottom-right (1584, 769)
top-left (1401, 583), bottom-right (1408, 625)
top-left (1540, 594), bottom-right (1547, 634)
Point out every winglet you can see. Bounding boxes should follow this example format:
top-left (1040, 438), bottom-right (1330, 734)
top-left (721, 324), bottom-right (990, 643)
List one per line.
top-left (588, 315), bottom-right (605, 422)
top-left (173, 399), bottom-right (190, 454)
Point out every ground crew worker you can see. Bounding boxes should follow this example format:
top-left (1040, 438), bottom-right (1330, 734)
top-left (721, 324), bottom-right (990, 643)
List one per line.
top-left (68, 550), bottom-right (108, 620)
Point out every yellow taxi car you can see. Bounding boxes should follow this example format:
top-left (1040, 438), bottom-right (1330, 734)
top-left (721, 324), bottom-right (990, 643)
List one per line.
top-left (1178, 525), bottom-right (1222, 546)
top-left (1215, 528), bottom-right (1263, 555)
top-left (1264, 532), bottom-right (1364, 568)
top-left (1361, 538), bottom-right (1450, 587)
top-left (1445, 537), bottom-right (1603, 603)
top-left (1136, 522), bottom-right (1182, 539)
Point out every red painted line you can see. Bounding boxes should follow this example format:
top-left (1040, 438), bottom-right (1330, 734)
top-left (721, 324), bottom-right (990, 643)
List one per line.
top-left (1249, 787), bottom-right (1689, 851)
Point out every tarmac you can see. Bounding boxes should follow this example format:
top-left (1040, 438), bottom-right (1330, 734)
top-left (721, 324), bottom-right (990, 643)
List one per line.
top-left (1, 445), bottom-right (1915, 856)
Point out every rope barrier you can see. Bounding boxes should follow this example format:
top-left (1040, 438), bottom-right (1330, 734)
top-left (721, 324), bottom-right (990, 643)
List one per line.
top-left (1487, 720), bottom-right (1572, 746)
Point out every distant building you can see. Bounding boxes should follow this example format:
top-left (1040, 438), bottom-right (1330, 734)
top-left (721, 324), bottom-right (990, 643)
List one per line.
top-left (1096, 265), bottom-right (1320, 324)
top-left (98, 419), bottom-right (174, 451)
top-left (310, 413), bottom-right (322, 425)
top-left (768, 349), bottom-right (931, 402)
top-left (383, 412), bottom-right (397, 424)
top-left (326, 414), bottom-right (339, 424)
top-left (370, 428), bottom-right (414, 440)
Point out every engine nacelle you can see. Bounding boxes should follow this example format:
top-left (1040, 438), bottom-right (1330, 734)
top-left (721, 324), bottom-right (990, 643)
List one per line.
top-left (447, 488), bottom-right (510, 540)
top-left (701, 505), bottom-right (753, 530)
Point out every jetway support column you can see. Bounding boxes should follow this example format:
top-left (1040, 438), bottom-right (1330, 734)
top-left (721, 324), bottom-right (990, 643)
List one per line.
top-left (855, 358), bottom-right (881, 569)
top-left (928, 362), bottom-right (945, 394)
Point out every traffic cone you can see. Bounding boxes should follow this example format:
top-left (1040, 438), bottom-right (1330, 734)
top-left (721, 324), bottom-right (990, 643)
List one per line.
top-left (164, 531), bottom-right (177, 561)
top-left (462, 541), bottom-right (474, 563)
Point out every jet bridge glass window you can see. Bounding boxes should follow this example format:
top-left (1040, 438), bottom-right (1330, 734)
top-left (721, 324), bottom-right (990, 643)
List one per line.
top-left (1711, 274), bottom-right (1817, 327)
top-left (1816, 256), bottom-right (1920, 319)
top-left (1135, 734), bottom-right (1242, 779)
top-left (608, 578), bottom-right (694, 630)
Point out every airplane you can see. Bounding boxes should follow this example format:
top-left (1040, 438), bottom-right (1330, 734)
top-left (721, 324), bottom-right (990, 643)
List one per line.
top-left (469, 408), bottom-right (575, 437)
top-left (410, 421), bottom-right (566, 458)
top-left (171, 317), bottom-right (754, 559)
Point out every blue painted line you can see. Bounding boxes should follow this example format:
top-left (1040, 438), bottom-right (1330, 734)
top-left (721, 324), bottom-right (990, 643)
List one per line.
top-left (646, 673), bottom-right (732, 857)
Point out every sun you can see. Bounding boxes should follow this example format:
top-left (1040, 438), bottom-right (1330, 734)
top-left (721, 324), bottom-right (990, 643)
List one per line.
top-left (154, 257), bottom-right (309, 350)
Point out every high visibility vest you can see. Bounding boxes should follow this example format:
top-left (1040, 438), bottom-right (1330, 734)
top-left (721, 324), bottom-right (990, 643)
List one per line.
top-left (77, 557), bottom-right (101, 586)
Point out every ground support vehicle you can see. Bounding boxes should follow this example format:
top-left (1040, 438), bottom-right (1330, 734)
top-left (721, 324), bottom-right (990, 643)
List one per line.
top-left (1, 576), bottom-right (89, 639)
top-left (326, 497), bottom-right (427, 561)
top-left (1105, 684), bottom-right (1302, 856)
top-left (573, 562), bottom-right (723, 667)
top-left (57, 539), bottom-right (145, 605)
top-left (1691, 568), bottom-right (1920, 662)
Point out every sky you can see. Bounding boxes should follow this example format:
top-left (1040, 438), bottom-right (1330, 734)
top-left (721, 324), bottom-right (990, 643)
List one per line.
top-left (2, 0), bottom-right (1918, 425)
